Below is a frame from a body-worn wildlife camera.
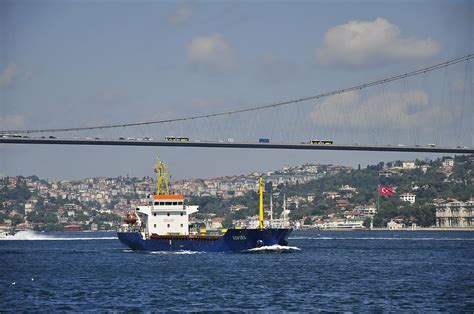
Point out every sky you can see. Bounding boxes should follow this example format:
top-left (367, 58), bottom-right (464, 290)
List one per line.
top-left (0, 0), bottom-right (473, 181)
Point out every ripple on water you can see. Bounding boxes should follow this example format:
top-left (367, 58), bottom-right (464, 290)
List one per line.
top-left (0, 230), bottom-right (472, 311)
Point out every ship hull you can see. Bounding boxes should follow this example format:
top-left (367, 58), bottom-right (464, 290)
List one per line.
top-left (117, 228), bottom-right (292, 252)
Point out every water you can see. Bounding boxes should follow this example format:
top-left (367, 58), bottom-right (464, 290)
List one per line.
top-left (1, 230), bottom-right (473, 312)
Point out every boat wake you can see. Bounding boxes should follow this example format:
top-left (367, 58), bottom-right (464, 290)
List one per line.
top-left (244, 244), bottom-right (301, 253)
top-left (1, 230), bottom-right (116, 241)
top-left (149, 250), bottom-right (205, 255)
top-left (288, 236), bottom-right (474, 241)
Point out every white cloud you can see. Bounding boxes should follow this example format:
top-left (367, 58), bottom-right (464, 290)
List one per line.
top-left (316, 18), bottom-right (440, 66)
top-left (0, 63), bottom-right (21, 88)
top-left (0, 115), bottom-right (25, 130)
top-left (187, 33), bottom-right (237, 71)
top-left (309, 89), bottom-right (451, 130)
top-left (169, 5), bottom-right (192, 25)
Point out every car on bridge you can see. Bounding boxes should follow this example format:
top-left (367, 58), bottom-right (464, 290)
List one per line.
top-left (165, 136), bottom-right (190, 142)
top-left (2, 134), bottom-right (23, 138)
top-left (308, 140), bottom-right (333, 145)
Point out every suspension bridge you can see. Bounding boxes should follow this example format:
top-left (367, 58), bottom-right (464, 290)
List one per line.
top-left (1, 54), bottom-right (473, 154)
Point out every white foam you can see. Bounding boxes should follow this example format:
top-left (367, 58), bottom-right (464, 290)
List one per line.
top-left (245, 244), bottom-right (301, 252)
top-left (1, 230), bottom-right (116, 241)
top-left (149, 250), bottom-right (204, 255)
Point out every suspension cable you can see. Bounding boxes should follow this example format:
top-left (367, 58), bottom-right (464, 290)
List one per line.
top-left (2, 54), bottom-right (472, 134)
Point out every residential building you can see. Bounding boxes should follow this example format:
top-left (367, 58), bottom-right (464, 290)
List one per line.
top-left (442, 158), bottom-right (454, 167)
top-left (436, 199), bottom-right (474, 228)
top-left (402, 161), bottom-right (417, 170)
top-left (399, 193), bottom-right (416, 204)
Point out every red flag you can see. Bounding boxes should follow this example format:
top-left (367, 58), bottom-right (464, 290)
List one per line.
top-left (378, 184), bottom-right (394, 197)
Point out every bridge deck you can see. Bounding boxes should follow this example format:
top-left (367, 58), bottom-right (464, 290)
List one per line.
top-left (1, 138), bottom-right (472, 154)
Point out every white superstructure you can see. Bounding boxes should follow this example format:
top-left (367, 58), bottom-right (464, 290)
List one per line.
top-left (136, 194), bottom-right (198, 236)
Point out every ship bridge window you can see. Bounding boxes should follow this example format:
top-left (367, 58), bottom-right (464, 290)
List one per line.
top-left (172, 202), bottom-right (177, 205)
top-left (178, 202), bottom-right (183, 205)
top-left (181, 212), bottom-right (184, 216)
top-left (159, 202), bottom-right (165, 206)
top-left (167, 212), bottom-right (170, 216)
top-left (154, 202), bottom-right (159, 205)
top-left (165, 202), bottom-right (172, 206)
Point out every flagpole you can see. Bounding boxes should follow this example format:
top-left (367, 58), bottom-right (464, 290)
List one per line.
top-left (377, 188), bottom-right (380, 213)
top-left (373, 185), bottom-right (379, 230)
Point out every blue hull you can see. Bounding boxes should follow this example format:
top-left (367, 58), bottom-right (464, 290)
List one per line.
top-left (117, 228), bottom-right (292, 252)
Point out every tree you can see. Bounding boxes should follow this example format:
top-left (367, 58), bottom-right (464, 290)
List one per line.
top-left (372, 214), bottom-right (384, 227)
top-left (11, 214), bottom-right (24, 225)
top-left (363, 217), bottom-right (372, 229)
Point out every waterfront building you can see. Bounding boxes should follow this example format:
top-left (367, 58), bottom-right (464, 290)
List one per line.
top-left (436, 199), bottom-right (474, 228)
top-left (387, 219), bottom-right (404, 230)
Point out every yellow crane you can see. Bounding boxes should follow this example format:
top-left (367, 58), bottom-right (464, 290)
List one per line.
top-left (154, 157), bottom-right (171, 195)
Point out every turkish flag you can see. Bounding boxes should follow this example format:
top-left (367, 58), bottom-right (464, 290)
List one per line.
top-left (378, 184), bottom-right (394, 197)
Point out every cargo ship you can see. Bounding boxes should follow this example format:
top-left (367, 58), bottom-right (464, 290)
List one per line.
top-left (117, 158), bottom-right (292, 252)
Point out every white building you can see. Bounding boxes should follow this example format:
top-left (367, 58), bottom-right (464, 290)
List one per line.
top-left (24, 202), bottom-right (35, 214)
top-left (402, 161), bottom-right (417, 170)
top-left (353, 204), bottom-right (376, 217)
top-left (399, 193), bottom-right (416, 204)
top-left (387, 220), bottom-right (404, 230)
top-left (421, 165), bottom-right (430, 174)
top-left (442, 158), bottom-right (454, 167)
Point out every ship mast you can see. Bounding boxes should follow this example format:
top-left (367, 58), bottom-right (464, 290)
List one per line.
top-left (269, 190), bottom-right (273, 228)
top-left (154, 157), bottom-right (171, 195)
top-left (259, 175), bottom-right (264, 230)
